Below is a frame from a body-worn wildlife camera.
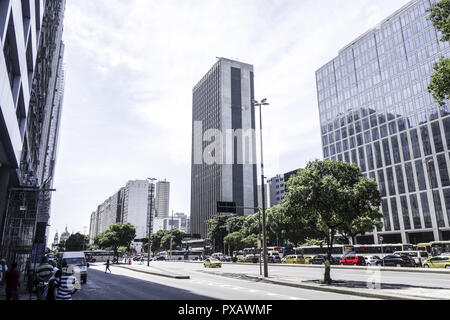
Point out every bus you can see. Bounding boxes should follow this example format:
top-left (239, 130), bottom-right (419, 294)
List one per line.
top-left (83, 250), bottom-right (118, 263)
top-left (293, 243), bottom-right (413, 257)
top-left (267, 246), bottom-right (294, 257)
top-left (294, 244), bottom-right (354, 256)
top-left (417, 243), bottom-right (432, 254)
top-left (430, 241), bottom-right (450, 257)
top-left (352, 244), bottom-right (413, 256)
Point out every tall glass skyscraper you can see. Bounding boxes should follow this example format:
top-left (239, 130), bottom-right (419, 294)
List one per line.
top-left (317, 0), bottom-right (450, 244)
top-left (191, 58), bottom-right (258, 238)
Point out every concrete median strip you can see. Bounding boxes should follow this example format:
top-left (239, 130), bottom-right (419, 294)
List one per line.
top-left (184, 261), bottom-right (450, 275)
top-left (114, 264), bottom-right (190, 279)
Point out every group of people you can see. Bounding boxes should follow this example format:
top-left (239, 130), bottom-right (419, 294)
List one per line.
top-left (0, 256), bottom-right (80, 301)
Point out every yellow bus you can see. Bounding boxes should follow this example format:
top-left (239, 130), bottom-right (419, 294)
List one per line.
top-left (417, 243), bottom-right (431, 254)
top-left (430, 241), bottom-right (450, 257)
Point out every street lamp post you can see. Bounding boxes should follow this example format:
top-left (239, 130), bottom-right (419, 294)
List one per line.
top-left (254, 98), bottom-right (269, 278)
top-left (147, 178), bottom-right (157, 266)
top-left (425, 159), bottom-right (441, 241)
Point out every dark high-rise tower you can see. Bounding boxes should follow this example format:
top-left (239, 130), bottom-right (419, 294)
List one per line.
top-left (191, 58), bottom-right (258, 238)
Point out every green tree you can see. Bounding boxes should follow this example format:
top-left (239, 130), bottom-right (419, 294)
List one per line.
top-left (161, 228), bottom-right (185, 250)
top-left (224, 232), bottom-right (245, 252)
top-left (428, 0), bottom-right (450, 105)
top-left (95, 223), bottom-right (136, 263)
top-left (284, 160), bottom-right (382, 284)
top-left (64, 233), bottom-right (89, 252)
top-left (206, 215), bottom-right (231, 252)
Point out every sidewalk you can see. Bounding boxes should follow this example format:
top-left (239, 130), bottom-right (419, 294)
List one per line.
top-left (0, 284), bottom-right (37, 301)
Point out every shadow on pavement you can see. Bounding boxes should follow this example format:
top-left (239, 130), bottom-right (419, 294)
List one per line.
top-left (75, 268), bottom-right (215, 300)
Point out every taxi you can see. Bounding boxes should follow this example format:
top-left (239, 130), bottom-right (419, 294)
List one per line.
top-left (281, 254), bottom-right (306, 264)
top-left (423, 256), bottom-right (450, 269)
top-left (203, 258), bottom-right (222, 268)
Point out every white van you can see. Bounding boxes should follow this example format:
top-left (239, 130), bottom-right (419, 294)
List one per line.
top-left (394, 251), bottom-right (429, 267)
top-left (59, 252), bottom-right (88, 283)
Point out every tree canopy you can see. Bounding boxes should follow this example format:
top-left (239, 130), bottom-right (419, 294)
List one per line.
top-left (283, 160), bottom-right (382, 283)
top-left (428, 0), bottom-right (450, 105)
top-left (64, 233), bottom-right (89, 252)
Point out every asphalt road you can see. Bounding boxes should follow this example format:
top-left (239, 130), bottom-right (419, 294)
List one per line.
top-left (157, 261), bottom-right (450, 292)
top-left (74, 264), bottom-right (376, 300)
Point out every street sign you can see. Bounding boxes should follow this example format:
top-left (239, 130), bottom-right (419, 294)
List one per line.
top-left (217, 201), bottom-right (236, 214)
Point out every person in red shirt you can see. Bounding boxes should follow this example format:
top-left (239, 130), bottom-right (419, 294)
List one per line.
top-left (5, 262), bottom-right (20, 300)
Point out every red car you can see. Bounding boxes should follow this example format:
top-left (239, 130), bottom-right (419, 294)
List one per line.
top-left (339, 255), bottom-right (366, 266)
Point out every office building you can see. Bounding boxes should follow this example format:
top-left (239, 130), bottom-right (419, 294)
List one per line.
top-left (0, 0), bottom-right (66, 269)
top-left (89, 180), bottom-right (156, 248)
top-left (267, 169), bottom-right (299, 208)
top-left (191, 58), bottom-right (258, 238)
top-left (317, 0), bottom-right (450, 244)
top-left (155, 180), bottom-right (170, 218)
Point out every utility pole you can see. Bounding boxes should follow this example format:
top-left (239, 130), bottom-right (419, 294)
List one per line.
top-left (169, 210), bottom-right (174, 259)
top-left (254, 99), bottom-right (270, 278)
top-left (147, 178), bottom-right (156, 266)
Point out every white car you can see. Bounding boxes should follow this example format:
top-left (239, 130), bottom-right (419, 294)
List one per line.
top-left (364, 255), bottom-right (382, 266)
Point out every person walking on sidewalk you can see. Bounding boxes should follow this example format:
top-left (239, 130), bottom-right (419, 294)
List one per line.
top-left (105, 259), bottom-right (112, 274)
top-left (44, 261), bottom-right (59, 301)
top-left (36, 257), bottom-right (53, 300)
top-left (5, 262), bottom-right (20, 300)
top-left (54, 268), bottom-right (79, 300)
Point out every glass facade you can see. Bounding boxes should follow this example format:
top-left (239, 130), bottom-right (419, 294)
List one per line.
top-left (316, 0), bottom-right (450, 243)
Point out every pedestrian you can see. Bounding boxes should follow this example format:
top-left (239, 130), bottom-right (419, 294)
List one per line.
top-left (105, 259), bottom-right (111, 273)
top-left (36, 257), bottom-right (53, 300)
top-left (5, 262), bottom-right (20, 300)
top-left (54, 268), bottom-right (79, 300)
top-left (45, 261), bottom-right (59, 301)
top-left (0, 259), bottom-right (7, 286)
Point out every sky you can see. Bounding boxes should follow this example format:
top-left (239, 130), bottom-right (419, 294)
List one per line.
top-left (48, 0), bottom-right (412, 243)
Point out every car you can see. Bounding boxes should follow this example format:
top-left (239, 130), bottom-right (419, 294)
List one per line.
top-left (423, 256), bottom-right (450, 269)
top-left (244, 254), bottom-right (260, 263)
top-left (310, 254), bottom-right (340, 265)
top-left (236, 255), bottom-right (246, 263)
top-left (281, 255), bottom-right (306, 264)
top-left (153, 256), bottom-right (166, 261)
top-left (382, 254), bottom-right (415, 267)
top-left (267, 251), bottom-right (282, 263)
top-left (339, 255), bottom-right (366, 266)
top-left (303, 256), bottom-right (314, 264)
top-left (203, 258), bottom-right (222, 268)
top-left (393, 251), bottom-right (429, 267)
top-left (364, 256), bottom-right (382, 266)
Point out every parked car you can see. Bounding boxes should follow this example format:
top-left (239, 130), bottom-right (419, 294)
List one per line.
top-left (339, 255), bottom-right (366, 266)
top-left (382, 254), bottom-right (415, 267)
top-left (423, 256), bottom-right (450, 269)
top-left (267, 251), bottom-right (282, 263)
top-left (203, 258), bottom-right (222, 268)
top-left (303, 256), bottom-right (314, 264)
top-left (364, 256), bottom-right (382, 266)
top-left (281, 255), bottom-right (306, 264)
top-left (153, 256), bottom-right (166, 261)
top-left (309, 254), bottom-right (340, 265)
top-left (244, 254), bottom-right (260, 263)
top-left (394, 251), bottom-right (429, 267)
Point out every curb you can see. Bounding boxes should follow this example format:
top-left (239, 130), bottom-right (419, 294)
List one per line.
top-left (204, 271), bottom-right (430, 301)
top-left (114, 265), bottom-right (190, 279)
